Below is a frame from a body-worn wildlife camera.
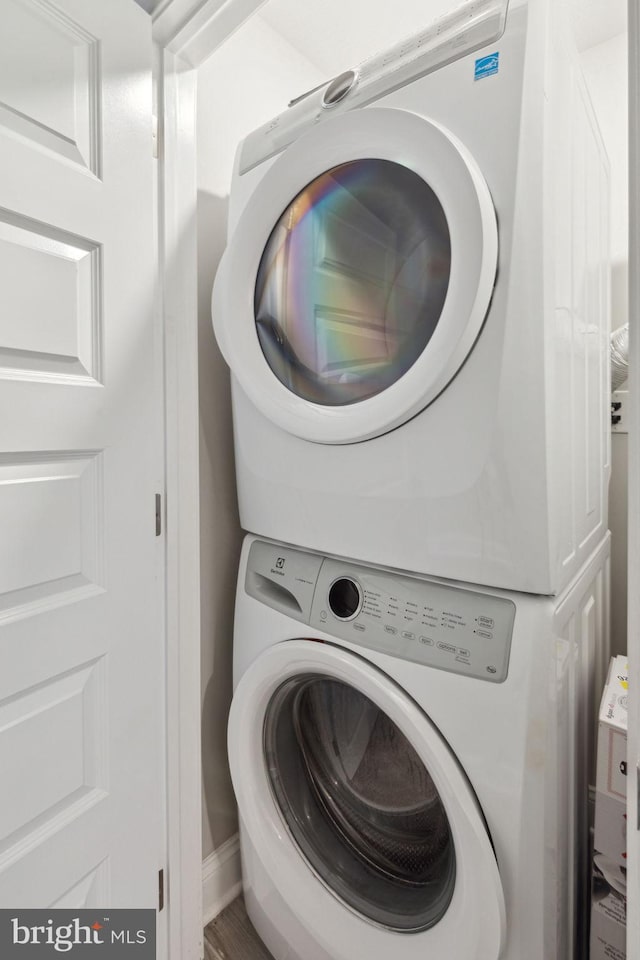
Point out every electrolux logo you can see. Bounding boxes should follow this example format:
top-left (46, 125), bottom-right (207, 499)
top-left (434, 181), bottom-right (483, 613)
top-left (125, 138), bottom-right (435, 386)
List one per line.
top-left (0, 910), bottom-right (155, 958)
top-left (270, 557), bottom-right (286, 577)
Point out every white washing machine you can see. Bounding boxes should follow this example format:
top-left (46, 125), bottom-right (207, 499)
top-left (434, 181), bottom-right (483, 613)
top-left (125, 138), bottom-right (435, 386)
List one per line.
top-left (212, 0), bottom-right (610, 595)
top-left (229, 533), bottom-right (610, 960)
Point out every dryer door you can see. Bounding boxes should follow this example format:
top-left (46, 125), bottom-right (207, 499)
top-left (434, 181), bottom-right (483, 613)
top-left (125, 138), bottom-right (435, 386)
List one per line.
top-left (213, 107), bottom-right (497, 444)
top-left (228, 640), bottom-right (505, 959)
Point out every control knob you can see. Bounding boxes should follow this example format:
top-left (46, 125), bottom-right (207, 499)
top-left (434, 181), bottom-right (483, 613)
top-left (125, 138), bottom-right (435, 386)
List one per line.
top-left (328, 577), bottom-right (362, 620)
top-left (322, 70), bottom-right (358, 108)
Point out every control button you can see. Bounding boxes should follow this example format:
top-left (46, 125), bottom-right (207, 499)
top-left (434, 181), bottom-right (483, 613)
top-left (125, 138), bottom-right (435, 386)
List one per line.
top-left (476, 630), bottom-right (493, 640)
top-left (455, 655), bottom-right (470, 664)
top-left (401, 631), bottom-right (415, 640)
top-left (353, 623), bottom-right (365, 633)
top-left (328, 577), bottom-right (362, 620)
top-left (322, 70), bottom-right (358, 108)
top-left (437, 641), bottom-right (456, 654)
top-left (384, 625), bottom-right (398, 635)
top-left (320, 610), bottom-right (327, 620)
top-left (457, 648), bottom-right (471, 658)
top-left (420, 636), bottom-right (434, 646)
top-left (478, 617), bottom-right (495, 629)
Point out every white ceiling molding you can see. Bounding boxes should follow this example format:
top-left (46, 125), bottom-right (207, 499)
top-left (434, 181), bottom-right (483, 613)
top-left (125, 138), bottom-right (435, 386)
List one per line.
top-left (151, 0), bottom-right (268, 66)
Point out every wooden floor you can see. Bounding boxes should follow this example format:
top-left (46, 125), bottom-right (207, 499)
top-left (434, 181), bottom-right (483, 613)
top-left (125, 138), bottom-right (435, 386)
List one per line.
top-left (204, 897), bottom-right (275, 960)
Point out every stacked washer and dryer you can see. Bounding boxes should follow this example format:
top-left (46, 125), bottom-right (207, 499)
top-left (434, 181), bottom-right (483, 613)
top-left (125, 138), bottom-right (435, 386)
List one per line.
top-left (211, 0), bottom-right (612, 958)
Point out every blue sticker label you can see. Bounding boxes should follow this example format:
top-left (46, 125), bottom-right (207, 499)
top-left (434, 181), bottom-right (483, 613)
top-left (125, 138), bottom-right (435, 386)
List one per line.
top-left (474, 52), bottom-right (500, 80)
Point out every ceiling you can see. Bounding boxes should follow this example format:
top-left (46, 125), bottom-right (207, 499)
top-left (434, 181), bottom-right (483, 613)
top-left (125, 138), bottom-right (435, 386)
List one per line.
top-left (567, 0), bottom-right (627, 51)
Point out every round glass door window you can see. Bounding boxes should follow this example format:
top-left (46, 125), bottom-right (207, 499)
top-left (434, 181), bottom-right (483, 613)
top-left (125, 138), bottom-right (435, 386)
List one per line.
top-left (254, 160), bottom-right (451, 406)
top-left (264, 675), bottom-right (456, 932)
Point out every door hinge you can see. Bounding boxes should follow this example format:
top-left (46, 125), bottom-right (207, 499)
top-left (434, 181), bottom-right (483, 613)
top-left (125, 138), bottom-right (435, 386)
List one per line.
top-left (158, 868), bottom-right (165, 912)
top-left (155, 494), bottom-right (162, 536)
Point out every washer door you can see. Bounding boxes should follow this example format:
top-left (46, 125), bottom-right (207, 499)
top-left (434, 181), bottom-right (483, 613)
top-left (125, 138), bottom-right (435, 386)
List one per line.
top-left (213, 107), bottom-right (497, 444)
top-left (228, 640), bottom-right (505, 959)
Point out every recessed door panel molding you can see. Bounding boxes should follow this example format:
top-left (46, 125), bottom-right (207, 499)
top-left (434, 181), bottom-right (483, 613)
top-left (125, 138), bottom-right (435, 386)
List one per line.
top-left (316, 206), bottom-right (395, 287)
top-left (50, 857), bottom-right (109, 908)
top-left (0, 209), bottom-right (102, 385)
top-left (0, 451), bottom-right (105, 620)
top-left (0, 656), bottom-right (108, 858)
top-left (0, 0), bottom-right (100, 175)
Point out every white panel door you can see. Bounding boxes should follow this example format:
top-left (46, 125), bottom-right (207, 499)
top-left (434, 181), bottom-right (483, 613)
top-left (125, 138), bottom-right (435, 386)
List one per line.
top-left (0, 0), bottom-right (163, 912)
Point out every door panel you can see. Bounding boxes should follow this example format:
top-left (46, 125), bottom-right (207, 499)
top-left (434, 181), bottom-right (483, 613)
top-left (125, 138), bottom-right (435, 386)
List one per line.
top-left (0, 0), bottom-right (162, 912)
top-left (0, 0), bottom-right (99, 173)
top-left (0, 212), bottom-right (100, 382)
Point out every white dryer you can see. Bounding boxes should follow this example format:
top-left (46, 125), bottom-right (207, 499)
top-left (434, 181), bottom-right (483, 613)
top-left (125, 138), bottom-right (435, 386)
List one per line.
top-left (212, 0), bottom-right (610, 595)
top-left (229, 533), bottom-right (610, 960)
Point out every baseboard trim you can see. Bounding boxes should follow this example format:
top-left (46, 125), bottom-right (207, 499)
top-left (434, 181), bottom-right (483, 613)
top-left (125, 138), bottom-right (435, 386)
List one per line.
top-left (202, 833), bottom-right (242, 926)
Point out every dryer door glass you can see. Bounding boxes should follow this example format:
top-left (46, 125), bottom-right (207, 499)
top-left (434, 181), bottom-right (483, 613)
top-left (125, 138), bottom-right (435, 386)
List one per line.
top-left (254, 160), bottom-right (451, 406)
top-left (264, 674), bottom-right (456, 931)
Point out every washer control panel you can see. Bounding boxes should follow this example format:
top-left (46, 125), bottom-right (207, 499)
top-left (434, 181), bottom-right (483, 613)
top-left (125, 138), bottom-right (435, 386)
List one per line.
top-left (245, 540), bottom-right (515, 683)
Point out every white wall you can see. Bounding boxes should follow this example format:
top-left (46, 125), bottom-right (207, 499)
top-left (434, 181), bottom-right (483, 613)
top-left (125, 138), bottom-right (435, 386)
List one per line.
top-left (197, 17), bottom-right (323, 862)
top-left (581, 31), bottom-right (628, 656)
